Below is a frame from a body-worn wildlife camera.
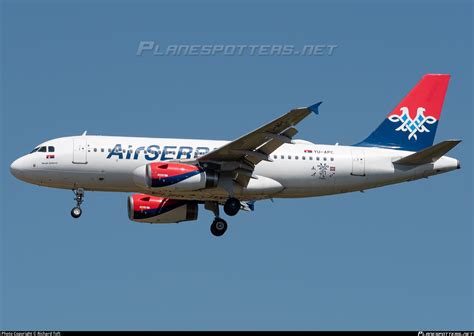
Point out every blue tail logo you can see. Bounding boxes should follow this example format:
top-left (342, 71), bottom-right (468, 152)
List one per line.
top-left (389, 106), bottom-right (437, 141)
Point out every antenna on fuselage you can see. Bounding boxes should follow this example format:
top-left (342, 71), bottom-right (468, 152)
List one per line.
top-left (81, 131), bottom-right (87, 136)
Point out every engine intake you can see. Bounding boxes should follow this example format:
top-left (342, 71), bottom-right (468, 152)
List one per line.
top-left (133, 162), bottom-right (218, 191)
top-left (127, 194), bottom-right (198, 223)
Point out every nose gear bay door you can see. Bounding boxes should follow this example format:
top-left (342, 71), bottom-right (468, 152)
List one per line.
top-left (73, 138), bottom-right (88, 164)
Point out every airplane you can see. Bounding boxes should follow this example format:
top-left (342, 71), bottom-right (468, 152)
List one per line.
top-left (10, 74), bottom-right (461, 236)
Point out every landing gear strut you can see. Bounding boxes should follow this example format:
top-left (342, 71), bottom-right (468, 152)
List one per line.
top-left (224, 197), bottom-right (240, 216)
top-left (71, 188), bottom-right (85, 218)
top-left (205, 201), bottom-right (228, 237)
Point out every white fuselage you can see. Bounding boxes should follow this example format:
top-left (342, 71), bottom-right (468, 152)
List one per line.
top-left (10, 135), bottom-right (460, 202)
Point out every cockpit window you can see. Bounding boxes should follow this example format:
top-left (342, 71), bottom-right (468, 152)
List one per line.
top-left (48, 146), bottom-right (55, 152)
top-left (30, 147), bottom-right (40, 153)
top-left (38, 146), bottom-right (47, 152)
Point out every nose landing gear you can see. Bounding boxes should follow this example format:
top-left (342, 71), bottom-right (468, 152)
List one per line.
top-left (71, 188), bottom-right (85, 218)
top-left (71, 207), bottom-right (82, 218)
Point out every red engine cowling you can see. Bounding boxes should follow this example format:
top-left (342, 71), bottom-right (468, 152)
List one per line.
top-left (132, 162), bottom-right (218, 191)
top-left (127, 194), bottom-right (198, 223)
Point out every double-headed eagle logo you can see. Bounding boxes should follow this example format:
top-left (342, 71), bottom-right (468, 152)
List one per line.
top-left (388, 107), bottom-right (436, 141)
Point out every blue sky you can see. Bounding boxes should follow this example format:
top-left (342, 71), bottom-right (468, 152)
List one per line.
top-left (1, 0), bottom-right (472, 330)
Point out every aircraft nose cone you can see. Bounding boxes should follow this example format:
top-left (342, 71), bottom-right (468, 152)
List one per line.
top-left (10, 158), bottom-right (25, 179)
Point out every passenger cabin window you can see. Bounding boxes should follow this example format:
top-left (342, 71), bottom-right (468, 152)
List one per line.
top-left (38, 146), bottom-right (47, 152)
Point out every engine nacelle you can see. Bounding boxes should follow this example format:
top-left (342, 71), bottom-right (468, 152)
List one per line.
top-left (132, 162), bottom-right (218, 191)
top-left (127, 194), bottom-right (198, 223)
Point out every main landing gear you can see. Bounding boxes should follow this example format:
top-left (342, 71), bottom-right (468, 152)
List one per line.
top-left (71, 188), bottom-right (85, 218)
top-left (223, 197), bottom-right (240, 216)
top-left (205, 198), bottom-right (242, 237)
top-left (210, 217), bottom-right (228, 237)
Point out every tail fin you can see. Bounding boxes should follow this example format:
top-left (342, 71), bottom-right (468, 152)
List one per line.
top-left (356, 74), bottom-right (450, 151)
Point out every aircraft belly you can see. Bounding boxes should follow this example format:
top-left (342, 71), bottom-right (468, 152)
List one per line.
top-left (255, 160), bottom-right (337, 197)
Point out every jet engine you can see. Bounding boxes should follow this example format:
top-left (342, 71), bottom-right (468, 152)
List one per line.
top-left (127, 194), bottom-right (198, 223)
top-left (132, 162), bottom-right (218, 191)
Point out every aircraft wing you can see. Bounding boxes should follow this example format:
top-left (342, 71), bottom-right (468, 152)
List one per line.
top-left (195, 102), bottom-right (322, 187)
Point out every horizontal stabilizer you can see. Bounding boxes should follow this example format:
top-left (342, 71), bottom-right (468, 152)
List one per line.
top-left (393, 140), bottom-right (461, 165)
